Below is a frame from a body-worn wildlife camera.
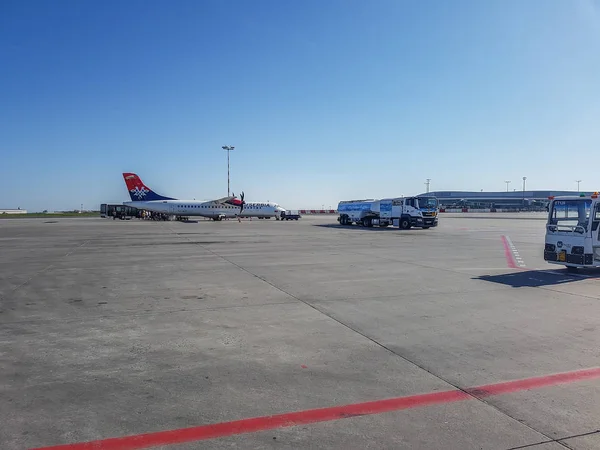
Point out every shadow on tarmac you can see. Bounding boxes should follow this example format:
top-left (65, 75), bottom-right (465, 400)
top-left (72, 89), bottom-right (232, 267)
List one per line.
top-left (313, 224), bottom-right (434, 232)
top-left (475, 268), bottom-right (600, 288)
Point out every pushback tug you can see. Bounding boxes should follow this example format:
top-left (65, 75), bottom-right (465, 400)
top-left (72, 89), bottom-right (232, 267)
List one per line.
top-left (544, 192), bottom-right (600, 270)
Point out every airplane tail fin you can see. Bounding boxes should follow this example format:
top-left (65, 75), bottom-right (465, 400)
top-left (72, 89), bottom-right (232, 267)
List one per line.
top-left (122, 173), bottom-right (176, 201)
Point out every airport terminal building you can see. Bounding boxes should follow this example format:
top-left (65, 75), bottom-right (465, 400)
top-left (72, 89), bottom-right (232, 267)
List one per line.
top-left (422, 190), bottom-right (590, 210)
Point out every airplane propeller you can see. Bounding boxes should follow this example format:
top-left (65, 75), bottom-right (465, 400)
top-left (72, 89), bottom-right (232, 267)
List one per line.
top-left (239, 191), bottom-right (245, 214)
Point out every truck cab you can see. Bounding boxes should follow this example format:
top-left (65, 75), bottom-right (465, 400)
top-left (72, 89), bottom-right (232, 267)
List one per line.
top-left (544, 193), bottom-right (600, 269)
top-left (376, 197), bottom-right (424, 229)
top-left (416, 196), bottom-right (439, 228)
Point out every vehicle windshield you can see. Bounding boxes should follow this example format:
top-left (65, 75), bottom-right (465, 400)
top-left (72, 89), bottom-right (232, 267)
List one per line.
top-left (417, 197), bottom-right (438, 209)
top-left (549, 199), bottom-right (591, 231)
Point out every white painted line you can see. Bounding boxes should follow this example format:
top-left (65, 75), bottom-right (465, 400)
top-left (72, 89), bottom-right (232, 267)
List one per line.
top-left (505, 235), bottom-right (527, 267)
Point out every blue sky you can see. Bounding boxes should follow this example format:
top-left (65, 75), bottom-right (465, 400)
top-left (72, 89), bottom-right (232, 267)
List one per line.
top-left (1, 0), bottom-right (599, 211)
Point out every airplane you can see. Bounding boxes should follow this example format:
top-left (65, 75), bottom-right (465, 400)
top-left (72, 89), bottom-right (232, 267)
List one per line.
top-left (122, 173), bottom-right (287, 221)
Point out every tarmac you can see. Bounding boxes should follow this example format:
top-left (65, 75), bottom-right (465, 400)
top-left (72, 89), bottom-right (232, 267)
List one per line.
top-left (1, 213), bottom-right (600, 450)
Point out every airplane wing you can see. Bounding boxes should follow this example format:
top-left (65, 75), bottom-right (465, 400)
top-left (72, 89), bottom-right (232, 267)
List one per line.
top-left (213, 196), bottom-right (235, 204)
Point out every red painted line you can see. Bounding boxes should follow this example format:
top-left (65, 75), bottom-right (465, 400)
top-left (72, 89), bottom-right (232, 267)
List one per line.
top-left (32, 367), bottom-right (600, 450)
top-left (501, 235), bottom-right (518, 268)
top-left (466, 366), bottom-right (600, 398)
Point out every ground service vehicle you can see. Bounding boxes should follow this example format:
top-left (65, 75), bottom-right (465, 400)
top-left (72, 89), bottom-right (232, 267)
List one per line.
top-left (544, 193), bottom-right (600, 270)
top-left (281, 210), bottom-right (301, 220)
top-left (416, 196), bottom-right (439, 227)
top-left (337, 196), bottom-right (438, 229)
top-left (100, 204), bottom-right (139, 219)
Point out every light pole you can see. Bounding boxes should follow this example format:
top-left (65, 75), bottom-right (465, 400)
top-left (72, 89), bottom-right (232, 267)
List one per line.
top-left (505, 180), bottom-right (511, 192)
top-left (222, 145), bottom-right (235, 196)
top-left (576, 180), bottom-right (582, 192)
top-left (425, 178), bottom-right (431, 193)
top-left (522, 176), bottom-right (527, 209)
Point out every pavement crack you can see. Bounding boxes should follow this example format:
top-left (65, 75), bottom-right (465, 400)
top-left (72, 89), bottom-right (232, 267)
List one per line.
top-left (504, 429), bottom-right (600, 449)
top-left (164, 225), bottom-right (587, 447)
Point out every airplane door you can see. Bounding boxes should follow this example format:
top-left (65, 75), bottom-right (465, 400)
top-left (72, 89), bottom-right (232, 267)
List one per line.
top-left (592, 203), bottom-right (600, 249)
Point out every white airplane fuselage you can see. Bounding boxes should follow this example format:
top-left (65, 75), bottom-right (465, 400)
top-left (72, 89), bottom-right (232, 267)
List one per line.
top-left (124, 199), bottom-right (284, 219)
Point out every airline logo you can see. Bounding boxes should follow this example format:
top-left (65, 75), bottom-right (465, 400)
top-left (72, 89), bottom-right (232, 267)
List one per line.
top-left (123, 173), bottom-right (153, 201)
top-left (130, 186), bottom-right (149, 199)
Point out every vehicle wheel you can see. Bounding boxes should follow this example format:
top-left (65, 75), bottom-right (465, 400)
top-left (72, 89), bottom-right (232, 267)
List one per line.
top-left (566, 265), bottom-right (579, 273)
top-left (422, 226), bottom-right (430, 229)
top-left (400, 219), bottom-right (410, 229)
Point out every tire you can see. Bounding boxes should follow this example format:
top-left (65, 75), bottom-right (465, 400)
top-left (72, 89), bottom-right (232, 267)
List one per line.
top-left (400, 218), bottom-right (410, 230)
top-left (566, 265), bottom-right (579, 273)
top-left (422, 226), bottom-right (430, 229)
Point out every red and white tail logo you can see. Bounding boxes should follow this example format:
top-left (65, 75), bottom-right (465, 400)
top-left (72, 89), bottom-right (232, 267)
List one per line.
top-left (123, 173), bottom-right (150, 200)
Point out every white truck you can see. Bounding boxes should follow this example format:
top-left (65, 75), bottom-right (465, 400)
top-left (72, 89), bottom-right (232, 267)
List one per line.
top-left (544, 192), bottom-right (600, 270)
top-left (280, 210), bottom-right (301, 220)
top-left (337, 196), bottom-right (438, 229)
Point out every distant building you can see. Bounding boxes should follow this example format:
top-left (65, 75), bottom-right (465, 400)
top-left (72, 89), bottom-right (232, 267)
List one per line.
top-left (420, 190), bottom-right (590, 210)
top-left (0, 209), bottom-right (27, 215)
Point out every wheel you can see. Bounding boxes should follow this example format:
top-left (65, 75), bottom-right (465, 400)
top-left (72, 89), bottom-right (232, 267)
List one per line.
top-left (566, 265), bottom-right (579, 273)
top-left (422, 226), bottom-right (430, 229)
top-left (400, 219), bottom-right (410, 229)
